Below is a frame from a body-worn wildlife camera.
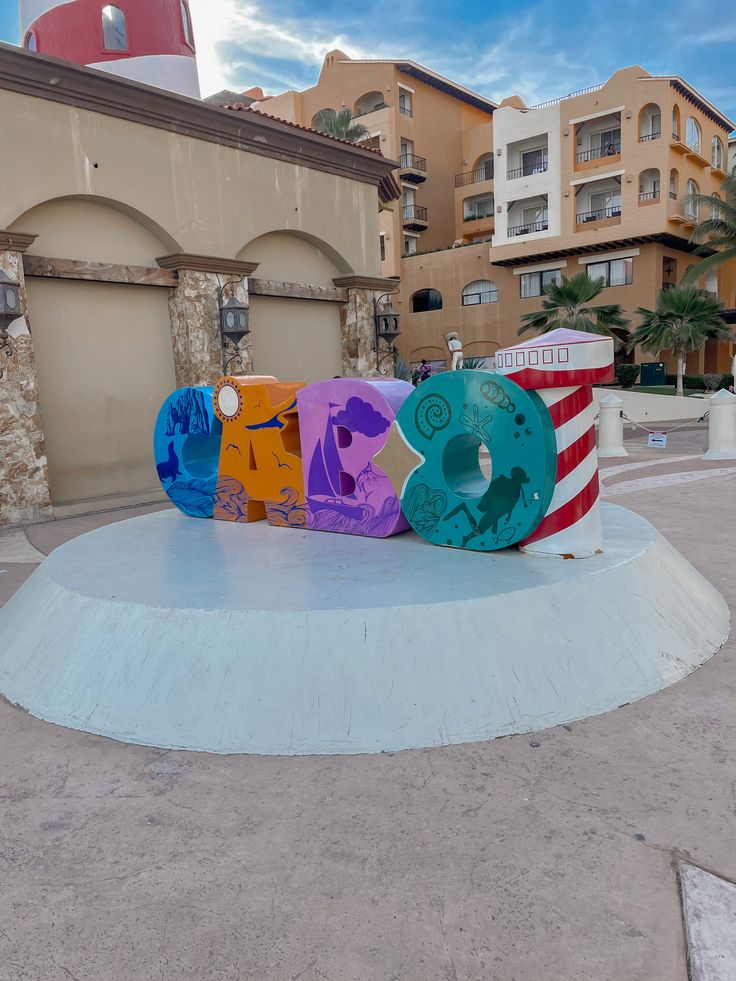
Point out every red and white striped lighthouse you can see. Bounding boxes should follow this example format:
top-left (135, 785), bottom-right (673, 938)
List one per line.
top-left (495, 328), bottom-right (615, 558)
top-left (19, 0), bottom-right (201, 98)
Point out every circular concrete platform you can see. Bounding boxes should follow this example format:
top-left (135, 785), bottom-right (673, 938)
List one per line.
top-left (0, 506), bottom-right (728, 755)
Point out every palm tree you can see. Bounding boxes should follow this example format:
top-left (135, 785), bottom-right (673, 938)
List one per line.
top-left (518, 272), bottom-right (630, 344)
top-left (683, 174), bottom-right (736, 284)
top-left (627, 284), bottom-right (732, 396)
top-left (312, 108), bottom-right (369, 144)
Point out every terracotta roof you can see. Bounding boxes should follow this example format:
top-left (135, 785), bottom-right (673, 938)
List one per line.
top-left (224, 103), bottom-right (387, 155)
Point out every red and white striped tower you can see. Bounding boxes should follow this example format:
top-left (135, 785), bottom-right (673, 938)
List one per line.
top-left (495, 328), bottom-right (615, 558)
top-left (19, 0), bottom-right (201, 98)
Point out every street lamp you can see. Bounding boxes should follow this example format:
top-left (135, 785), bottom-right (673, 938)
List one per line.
top-left (0, 269), bottom-right (21, 380)
top-left (217, 280), bottom-right (250, 374)
top-left (374, 291), bottom-right (401, 374)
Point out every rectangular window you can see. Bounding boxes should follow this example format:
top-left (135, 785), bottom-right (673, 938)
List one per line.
top-left (590, 127), bottom-right (621, 156)
top-left (519, 268), bottom-right (561, 298)
top-left (399, 91), bottom-right (413, 117)
top-left (403, 236), bottom-right (417, 256)
top-left (586, 257), bottom-right (633, 287)
top-left (380, 235), bottom-right (386, 262)
top-left (521, 147), bottom-right (548, 175)
top-left (522, 204), bottom-right (548, 226)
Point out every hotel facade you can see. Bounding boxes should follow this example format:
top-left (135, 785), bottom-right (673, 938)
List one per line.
top-left (255, 57), bottom-right (736, 375)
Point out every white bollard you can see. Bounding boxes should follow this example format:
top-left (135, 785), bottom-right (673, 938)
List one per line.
top-left (704, 389), bottom-right (736, 460)
top-left (597, 393), bottom-right (628, 458)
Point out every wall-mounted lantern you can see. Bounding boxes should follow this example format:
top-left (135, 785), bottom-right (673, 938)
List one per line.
top-left (217, 281), bottom-right (250, 373)
top-left (374, 292), bottom-right (401, 374)
top-left (0, 269), bottom-right (21, 380)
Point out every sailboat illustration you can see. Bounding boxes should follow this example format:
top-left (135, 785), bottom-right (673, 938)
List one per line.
top-left (307, 414), bottom-right (368, 519)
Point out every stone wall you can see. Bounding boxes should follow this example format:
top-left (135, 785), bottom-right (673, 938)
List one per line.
top-left (339, 287), bottom-right (382, 377)
top-left (0, 248), bottom-right (52, 527)
top-left (167, 270), bottom-right (253, 387)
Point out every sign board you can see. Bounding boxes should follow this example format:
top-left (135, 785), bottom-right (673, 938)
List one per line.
top-left (648, 431), bottom-right (668, 449)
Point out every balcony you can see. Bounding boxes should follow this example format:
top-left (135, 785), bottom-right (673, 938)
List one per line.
top-left (402, 204), bottom-right (428, 231)
top-left (399, 153), bottom-right (427, 183)
top-left (576, 205), bottom-right (621, 224)
top-left (639, 131), bottom-right (661, 143)
top-left (576, 142), bottom-right (621, 165)
top-left (638, 190), bottom-right (660, 206)
top-left (574, 112), bottom-right (621, 171)
top-left (507, 160), bottom-right (549, 180)
top-left (463, 211), bottom-right (494, 223)
top-left (508, 219), bottom-right (548, 237)
top-left (455, 168), bottom-right (494, 188)
top-left (353, 101), bottom-right (388, 119)
top-left (462, 212), bottom-right (494, 237)
top-left (670, 132), bottom-right (689, 154)
top-left (668, 209), bottom-right (697, 228)
top-left (686, 147), bottom-right (710, 168)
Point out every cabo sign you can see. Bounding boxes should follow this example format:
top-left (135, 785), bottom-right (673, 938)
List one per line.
top-left (154, 329), bottom-right (614, 557)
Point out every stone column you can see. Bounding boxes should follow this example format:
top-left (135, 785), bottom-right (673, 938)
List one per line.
top-left (157, 255), bottom-right (259, 387)
top-left (0, 232), bottom-right (53, 527)
top-left (334, 275), bottom-right (401, 378)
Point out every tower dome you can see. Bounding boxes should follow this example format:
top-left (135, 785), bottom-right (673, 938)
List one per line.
top-left (19, 0), bottom-right (201, 99)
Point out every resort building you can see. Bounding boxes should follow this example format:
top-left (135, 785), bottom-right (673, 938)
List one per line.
top-left (256, 57), bottom-right (736, 375)
top-left (253, 51), bottom-right (497, 279)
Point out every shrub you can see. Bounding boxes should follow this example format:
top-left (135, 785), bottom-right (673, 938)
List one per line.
top-left (615, 364), bottom-right (641, 389)
top-left (665, 374), bottom-right (707, 390)
top-left (703, 373), bottom-right (724, 392)
top-left (392, 357), bottom-right (413, 382)
top-left (718, 373), bottom-right (734, 390)
top-left (461, 356), bottom-right (488, 369)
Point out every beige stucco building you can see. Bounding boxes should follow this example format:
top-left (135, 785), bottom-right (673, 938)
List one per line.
top-left (258, 57), bottom-right (736, 375)
top-left (0, 43), bottom-right (398, 526)
top-left (253, 52), bottom-right (497, 278)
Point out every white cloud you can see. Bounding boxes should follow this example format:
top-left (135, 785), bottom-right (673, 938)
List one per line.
top-left (188, 0), bottom-right (375, 96)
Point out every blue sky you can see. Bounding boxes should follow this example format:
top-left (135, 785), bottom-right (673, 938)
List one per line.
top-left (2, 0), bottom-right (736, 119)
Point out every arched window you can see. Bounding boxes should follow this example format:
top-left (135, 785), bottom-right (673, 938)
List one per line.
top-left (24, 30), bottom-right (38, 51)
top-left (669, 168), bottom-right (679, 199)
top-left (711, 136), bottom-right (724, 170)
top-left (672, 106), bottom-right (680, 140)
top-left (311, 108), bottom-right (337, 131)
top-left (473, 153), bottom-right (494, 181)
top-left (462, 280), bottom-right (498, 305)
top-left (685, 117), bottom-right (701, 154)
top-left (638, 168), bottom-right (660, 201)
top-left (638, 103), bottom-right (661, 141)
top-left (181, 1), bottom-right (195, 48)
top-left (711, 192), bottom-right (723, 219)
top-left (411, 288), bottom-right (443, 313)
top-left (102, 5), bottom-right (127, 51)
top-left (685, 179), bottom-right (699, 220)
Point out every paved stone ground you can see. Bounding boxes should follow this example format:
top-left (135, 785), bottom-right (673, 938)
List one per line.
top-left (0, 430), bottom-right (735, 981)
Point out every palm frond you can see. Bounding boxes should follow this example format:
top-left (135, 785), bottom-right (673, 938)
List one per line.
top-left (627, 284), bottom-right (732, 354)
top-left (682, 247), bottom-right (736, 282)
top-left (517, 272), bottom-right (629, 345)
